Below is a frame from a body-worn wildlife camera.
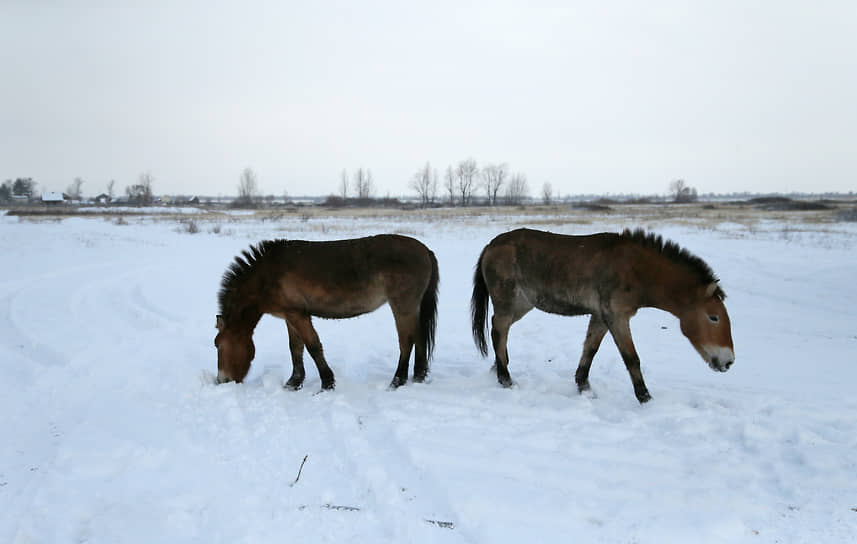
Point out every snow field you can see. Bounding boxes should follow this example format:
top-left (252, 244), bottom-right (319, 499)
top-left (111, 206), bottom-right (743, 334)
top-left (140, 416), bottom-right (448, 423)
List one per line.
top-left (1, 212), bottom-right (856, 543)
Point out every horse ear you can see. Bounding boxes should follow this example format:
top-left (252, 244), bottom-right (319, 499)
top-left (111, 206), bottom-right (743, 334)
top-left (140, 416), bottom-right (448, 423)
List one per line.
top-left (216, 315), bottom-right (224, 331)
top-left (704, 282), bottom-right (719, 298)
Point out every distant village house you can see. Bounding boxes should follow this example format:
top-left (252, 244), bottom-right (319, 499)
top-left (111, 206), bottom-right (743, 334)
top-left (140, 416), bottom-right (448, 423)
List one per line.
top-left (41, 192), bottom-right (65, 204)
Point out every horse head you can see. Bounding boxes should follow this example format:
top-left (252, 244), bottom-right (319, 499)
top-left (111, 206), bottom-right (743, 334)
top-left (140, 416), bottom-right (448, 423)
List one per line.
top-left (678, 282), bottom-right (734, 372)
top-left (214, 314), bottom-right (255, 383)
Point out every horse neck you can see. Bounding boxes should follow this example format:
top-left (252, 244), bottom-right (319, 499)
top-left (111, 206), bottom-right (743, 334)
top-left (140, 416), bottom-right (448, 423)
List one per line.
top-left (633, 250), bottom-right (699, 317)
top-left (222, 290), bottom-right (263, 335)
top-left (221, 255), bottom-right (270, 333)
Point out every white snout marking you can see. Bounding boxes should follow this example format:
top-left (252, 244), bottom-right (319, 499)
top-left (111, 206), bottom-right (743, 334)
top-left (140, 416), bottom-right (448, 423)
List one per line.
top-left (702, 346), bottom-right (734, 371)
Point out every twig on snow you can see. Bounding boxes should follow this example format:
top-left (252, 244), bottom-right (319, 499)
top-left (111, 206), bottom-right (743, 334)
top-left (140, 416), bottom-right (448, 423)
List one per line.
top-left (296, 503), bottom-right (451, 527)
top-left (298, 504), bottom-right (362, 512)
top-left (322, 504), bottom-right (361, 512)
top-left (290, 455), bottom-right (308, 487)
top-left (424, 519), bottom-right (455, 529)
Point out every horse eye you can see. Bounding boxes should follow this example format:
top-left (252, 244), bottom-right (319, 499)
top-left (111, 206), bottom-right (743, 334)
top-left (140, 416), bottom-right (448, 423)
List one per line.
top-left (708, 315), bottom-right (719, 323)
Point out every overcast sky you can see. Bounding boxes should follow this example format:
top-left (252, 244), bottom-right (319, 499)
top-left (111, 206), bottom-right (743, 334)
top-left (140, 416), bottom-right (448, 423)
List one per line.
top-left (2, 1), bottom-right (855, 198)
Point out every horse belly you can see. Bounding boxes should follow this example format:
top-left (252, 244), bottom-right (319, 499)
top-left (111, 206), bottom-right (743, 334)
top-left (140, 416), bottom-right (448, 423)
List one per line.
top-left (273, 277), bottom-right (388, 319)
top-left (517, 261), bottom-right (599, 317)
top-left (529, 289), bottom-right (594, 317)
top-left (308, 287), bottom-right (388, 319)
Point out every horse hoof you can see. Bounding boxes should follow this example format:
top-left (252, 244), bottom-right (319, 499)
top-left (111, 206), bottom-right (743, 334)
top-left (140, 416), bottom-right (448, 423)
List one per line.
top-left (498, 377), bottom-right (514, 388)
top-left (321, 381), bottom-right (336, 391)
top-left (284, 380), bottom-right (304, 391)
top-left (389, 376), bottom-right (407, 389)
top-left (412, 373), bottom-right (427, 383)
top-left (578, 382), bottom-right (597, 399)
top-left (636, 391), bottom-right (652, 403)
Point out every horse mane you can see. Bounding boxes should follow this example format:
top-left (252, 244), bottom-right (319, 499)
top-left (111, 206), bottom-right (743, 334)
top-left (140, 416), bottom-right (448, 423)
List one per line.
top-left (620, 228), bottom-right (726, 300)
top-left (218, 239), bottom-right (283, 320)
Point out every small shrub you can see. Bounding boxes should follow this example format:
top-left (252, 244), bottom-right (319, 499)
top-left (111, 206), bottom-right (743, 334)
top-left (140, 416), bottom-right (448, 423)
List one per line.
top-left (835, 208), bottom-right (857, 222)
top-left (178, 219), bottom-right (199, 234)
top-left (573, 202), bottom-right (611, 212)
top-left (323, 195), bottom-right (347, 208)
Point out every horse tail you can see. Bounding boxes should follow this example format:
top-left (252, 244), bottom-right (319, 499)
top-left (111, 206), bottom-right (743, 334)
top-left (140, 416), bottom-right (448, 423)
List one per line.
top-left (419, 249), bottom-right (440, 362)
top-left (471, 248), bottom-right (490, 357)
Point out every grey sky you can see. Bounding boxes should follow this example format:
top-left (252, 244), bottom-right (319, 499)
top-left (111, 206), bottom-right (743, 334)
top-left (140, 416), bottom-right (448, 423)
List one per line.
top-left (2, 1), bottom-right (855, 198)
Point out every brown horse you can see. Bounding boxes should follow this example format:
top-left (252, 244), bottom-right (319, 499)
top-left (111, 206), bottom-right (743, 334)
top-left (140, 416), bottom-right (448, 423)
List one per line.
top-left (215, 234), bottom-right (439, 390)
top-left (471, 228), bottom-right (734, 403)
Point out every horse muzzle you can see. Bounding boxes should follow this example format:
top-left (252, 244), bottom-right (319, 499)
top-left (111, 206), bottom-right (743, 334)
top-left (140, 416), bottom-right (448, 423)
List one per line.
top-left (705, 347), bottom-right (734, 372)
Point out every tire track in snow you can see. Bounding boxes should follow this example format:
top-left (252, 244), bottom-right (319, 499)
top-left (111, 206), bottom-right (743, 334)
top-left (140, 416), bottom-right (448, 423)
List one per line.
top-left (0, 260), bottom-right (137, 369)
top-left (0, 263), bottom-right (139, 541)
top-left (70, 263), bottom-right (184, 338)
top-left (0, 262), bottom-right (127, 541)
top-left (0, 277), bottom-right (70, 369)
top-left (319, 391), bottom-right (471, 542)
top-left (0, 258), bottom-right (176, 542)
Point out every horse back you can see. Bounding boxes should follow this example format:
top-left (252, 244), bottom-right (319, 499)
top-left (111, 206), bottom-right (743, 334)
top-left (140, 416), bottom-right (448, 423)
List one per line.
top-left (482, 229), bottom-right (629, 317)
top-left (262, 235), bottom-right (433, 319)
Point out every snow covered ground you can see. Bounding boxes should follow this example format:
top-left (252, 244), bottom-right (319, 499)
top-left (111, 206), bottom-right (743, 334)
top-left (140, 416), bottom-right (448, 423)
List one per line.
top-left (1, 210), bottom-right (855, 543)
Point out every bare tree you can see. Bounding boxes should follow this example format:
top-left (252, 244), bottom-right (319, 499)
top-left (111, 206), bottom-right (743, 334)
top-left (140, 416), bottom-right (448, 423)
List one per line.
top-left (505, 172), bottom-right (529, 205)
top-left (541, 182), bottom-right (553, 205)
top-left (481, 163), bottom-right (508, 206)
top-left (669, 179), bottom-right (686, 200)
top-left (126, 171), bottom-right (154, 205)
top-left (456, 158), bottom-right (478, 206)
top-left (107, 179), bottom-right (115, 200)
top-left (366, 169), bottom-right (374, 199)
top-left (669, 179), bottom-right (698, 202)
top-left (410, 162), bottom-right (438, 207)
top-left (444, 165), bottom-right (456, 205)
top-left (353, 168), bottom-right (364, 199)
top-left (353, 168), bottom-right (374, 200)
top-left (67, 177), bottom-right (84, 200)
top-left (237, 167), bottom-right (259, 205)
top-left (339, 169), bottom-right (349, 200)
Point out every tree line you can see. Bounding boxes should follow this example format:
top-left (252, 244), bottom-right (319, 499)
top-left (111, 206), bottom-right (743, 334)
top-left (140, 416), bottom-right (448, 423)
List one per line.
top-left (406, 159), bottom-right (535, 208)
top-left (2, 166), bottom-right (698, 207)
top-left (0, 172), bottom-right (154, 205)
top-left (0, 177), bottom-right (37, 201)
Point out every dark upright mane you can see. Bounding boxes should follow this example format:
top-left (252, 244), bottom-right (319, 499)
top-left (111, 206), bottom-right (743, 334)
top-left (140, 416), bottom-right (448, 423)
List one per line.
top-left (218, 239), bottom-right (282, 320)
top-left (621, 228), bottom-right (725, 299)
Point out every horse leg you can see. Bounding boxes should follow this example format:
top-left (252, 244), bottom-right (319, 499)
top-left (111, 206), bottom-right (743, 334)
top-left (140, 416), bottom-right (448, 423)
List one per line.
top-left (482, 249), bottom-right (531, 387)
top-left (575, 315), bottom-right (609, 393)
top-left (491, 313), bottom-right (514, 387)
top-left (490, 301), bottom-right (531, 387)
top-left (390, 309), bottom-right (417, 388)
top-left (284, 321), bottom-right (306, 390)
top-left (413, 331), bottom-right (428, 384)
top-left (410, 305), bottom-right (429, 383)
top-left (287, 313), bottom-right (336, 390)
top-left (605, 317), bottom-right (651, 403)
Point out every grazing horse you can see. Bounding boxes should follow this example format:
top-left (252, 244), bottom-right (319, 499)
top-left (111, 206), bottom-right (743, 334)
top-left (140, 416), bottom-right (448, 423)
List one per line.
top-left (471, 228), bottom-right (734, 403)
top-left (215, 234), bottom-right (439, 390)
